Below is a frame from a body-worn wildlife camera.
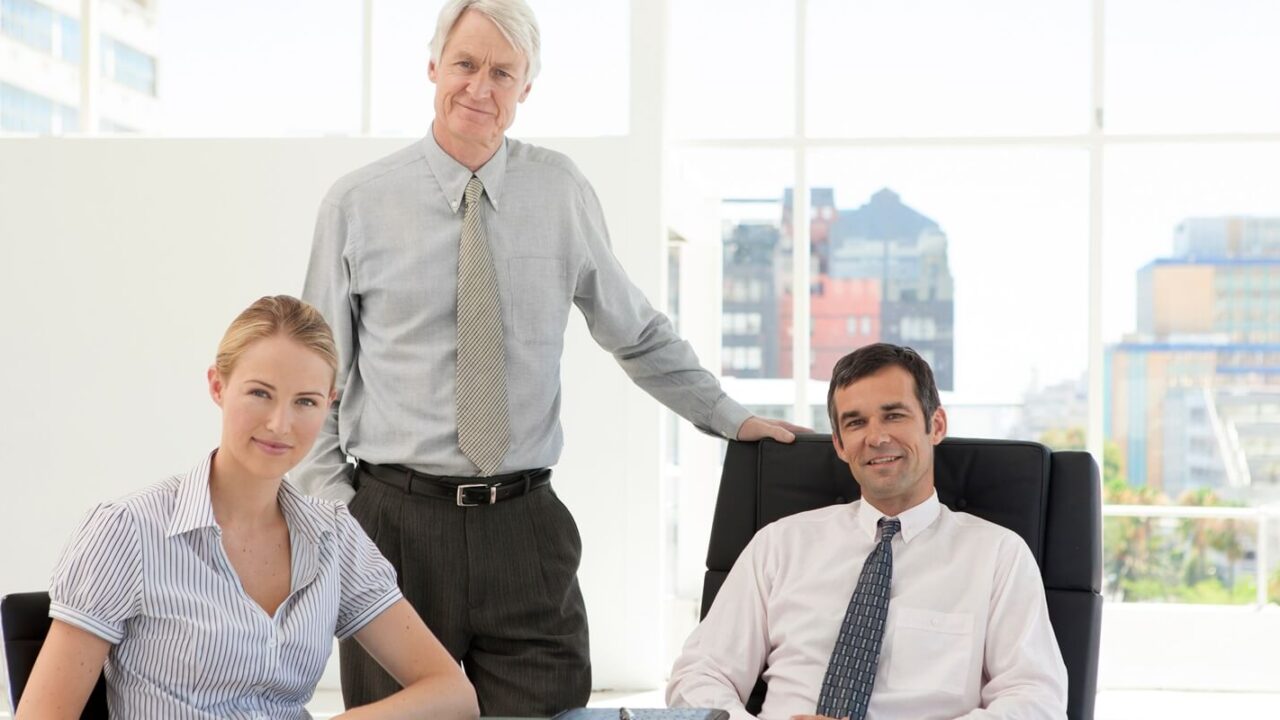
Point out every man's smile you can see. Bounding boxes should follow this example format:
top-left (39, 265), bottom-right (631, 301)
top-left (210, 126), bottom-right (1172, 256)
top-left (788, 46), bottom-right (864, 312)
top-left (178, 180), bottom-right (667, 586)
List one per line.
top-left (866, 455), bottom-right (903, 466)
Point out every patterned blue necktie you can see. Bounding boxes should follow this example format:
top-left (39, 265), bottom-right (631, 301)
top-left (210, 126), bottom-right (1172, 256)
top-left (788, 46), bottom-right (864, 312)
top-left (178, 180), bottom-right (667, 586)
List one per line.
top-left (816, 517), bottom-right (901, 720)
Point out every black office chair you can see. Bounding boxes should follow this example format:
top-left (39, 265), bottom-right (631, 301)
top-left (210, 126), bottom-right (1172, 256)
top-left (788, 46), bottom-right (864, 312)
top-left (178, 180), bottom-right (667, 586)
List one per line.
top-left (1, 591), bottom-right (109, 718)
top-left (701, 435), bottom-right (1102, 720)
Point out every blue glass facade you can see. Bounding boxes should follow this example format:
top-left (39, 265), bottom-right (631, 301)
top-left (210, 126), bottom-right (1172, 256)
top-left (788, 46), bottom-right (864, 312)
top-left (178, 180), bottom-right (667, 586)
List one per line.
top-left (102, 36), bottom-right (156, 96)
top-left (1, 0), bottom-right (156, 98)
top-left (1, 81), bottom-right (49, 132)
top-left (58, 13), bottom-right (78, 64)
top-left (0, 0), bottom-right (53, 53)
top-left (0, 82), bottom-right (77, 133)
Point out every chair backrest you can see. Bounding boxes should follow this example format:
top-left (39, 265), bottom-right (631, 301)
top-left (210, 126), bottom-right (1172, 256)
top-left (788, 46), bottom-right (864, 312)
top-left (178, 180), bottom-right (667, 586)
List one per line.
top-left (1, 592), bottom-right (109, 718)
top-left (701, 436), bottom-right (1102, 720)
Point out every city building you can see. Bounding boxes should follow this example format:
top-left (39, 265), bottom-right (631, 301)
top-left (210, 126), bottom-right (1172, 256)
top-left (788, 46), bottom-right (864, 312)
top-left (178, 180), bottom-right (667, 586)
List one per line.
top-left (0, 0), bottom-right (158, 133)
top-left (1014, 374), bottom-right (1090, 445)
top-left (1108, 216), bottom-right (1280, 502)
top-left (720, 212), bottom-right (783, 379)
top-left (722, 187), bottom-right (955, 388)
top-left (824, 188), bottom-right (954, 388)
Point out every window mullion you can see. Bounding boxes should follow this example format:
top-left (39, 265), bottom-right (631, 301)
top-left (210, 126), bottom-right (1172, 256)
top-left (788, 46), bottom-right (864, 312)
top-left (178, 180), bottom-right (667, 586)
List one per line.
top-left (792, 0), bottom-right (810, 424)
top-left (1087, 0), bottom-right (1106, 466)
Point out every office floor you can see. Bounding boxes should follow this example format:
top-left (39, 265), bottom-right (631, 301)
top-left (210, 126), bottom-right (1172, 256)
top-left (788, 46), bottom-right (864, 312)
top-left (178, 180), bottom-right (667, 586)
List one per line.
top-left (5, 688), bottom-right (1278, 717)
top-left (297, 688), bottom-right (1280, 720)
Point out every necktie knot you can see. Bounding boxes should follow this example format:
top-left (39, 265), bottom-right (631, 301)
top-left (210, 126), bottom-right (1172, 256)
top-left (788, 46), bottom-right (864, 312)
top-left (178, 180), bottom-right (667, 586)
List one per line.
top-left (465, 176), bottom-right (484, 207)
top-left (878, 518), bottom-right (901, 543)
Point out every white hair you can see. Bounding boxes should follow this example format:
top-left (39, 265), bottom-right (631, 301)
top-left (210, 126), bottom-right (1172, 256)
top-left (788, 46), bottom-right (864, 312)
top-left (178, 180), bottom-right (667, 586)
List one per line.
top-left (430, 0), bottom-right (542, 82)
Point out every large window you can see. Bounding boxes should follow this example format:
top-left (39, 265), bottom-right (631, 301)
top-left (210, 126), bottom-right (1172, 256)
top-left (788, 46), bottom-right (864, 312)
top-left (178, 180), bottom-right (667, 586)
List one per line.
top-left (154, 1), bottom-right (361, 135)
top-left (664, 0), bottom-right (1280, 688)
top-left (805, 0), bottom-right (1090, 137)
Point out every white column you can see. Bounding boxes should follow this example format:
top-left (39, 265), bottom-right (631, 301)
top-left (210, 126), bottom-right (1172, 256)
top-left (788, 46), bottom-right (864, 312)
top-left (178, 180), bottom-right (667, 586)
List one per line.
top-left (79, 0), bottom-right (99, 133)
top-left (576, 0), bottom-right (668, 689)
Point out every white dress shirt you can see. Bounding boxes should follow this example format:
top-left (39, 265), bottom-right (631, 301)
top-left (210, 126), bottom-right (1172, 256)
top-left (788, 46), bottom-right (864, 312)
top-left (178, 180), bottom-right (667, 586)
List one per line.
top-left (48, 452), bottom-right (402, 719)
top-left (667, 491), bottom-right (1067, 720)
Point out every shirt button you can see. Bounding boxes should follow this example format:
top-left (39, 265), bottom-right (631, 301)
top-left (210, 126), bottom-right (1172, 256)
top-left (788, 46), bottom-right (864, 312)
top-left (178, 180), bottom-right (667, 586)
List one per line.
top-left (267, 636), bottom-right (278, 648)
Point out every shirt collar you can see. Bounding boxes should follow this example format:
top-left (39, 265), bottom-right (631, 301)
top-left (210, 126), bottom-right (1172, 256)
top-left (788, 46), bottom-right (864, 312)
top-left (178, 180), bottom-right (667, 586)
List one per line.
top-left (854, 490), bottom-right (941, 544)
top-left (276, 478), bottom-right (331, 550)
top-left (421, 124), bottom-right (508, 213)
top-left (167, 451), bottom-right (219, 537)
top-left (166, 450), bottom-right (330, 550)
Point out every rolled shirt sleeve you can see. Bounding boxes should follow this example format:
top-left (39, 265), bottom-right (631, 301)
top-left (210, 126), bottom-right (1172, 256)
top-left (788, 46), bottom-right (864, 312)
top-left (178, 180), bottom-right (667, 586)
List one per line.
top-left (333, 504), bottom-right (403, 640)
top-left (48, 503), bottom-right (144, 644)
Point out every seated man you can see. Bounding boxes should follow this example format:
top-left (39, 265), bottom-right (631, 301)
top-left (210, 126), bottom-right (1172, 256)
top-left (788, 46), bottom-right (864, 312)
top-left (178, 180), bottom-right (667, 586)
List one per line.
top-left (667, 343), bottom-right (1068, 720)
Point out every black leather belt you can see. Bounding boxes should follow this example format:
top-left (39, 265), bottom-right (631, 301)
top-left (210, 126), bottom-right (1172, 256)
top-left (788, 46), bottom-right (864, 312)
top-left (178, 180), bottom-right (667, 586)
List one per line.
top-left (357, 461), bottom-right (551, 507)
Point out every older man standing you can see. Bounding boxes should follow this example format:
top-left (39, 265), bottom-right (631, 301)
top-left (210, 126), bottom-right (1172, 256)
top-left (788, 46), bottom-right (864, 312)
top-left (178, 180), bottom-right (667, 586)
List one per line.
top-left (297, 0), bottom-right (804, 714)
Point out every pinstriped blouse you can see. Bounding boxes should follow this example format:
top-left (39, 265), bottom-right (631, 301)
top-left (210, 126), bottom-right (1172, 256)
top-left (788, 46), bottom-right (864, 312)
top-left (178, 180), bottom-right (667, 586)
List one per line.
top-left (48, 452), bottom-right (402, 719)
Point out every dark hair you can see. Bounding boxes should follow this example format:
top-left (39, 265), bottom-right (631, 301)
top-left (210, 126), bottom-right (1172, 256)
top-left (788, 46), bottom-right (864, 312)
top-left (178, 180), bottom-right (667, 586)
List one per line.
top-left (826, 343), bottom-right (941, 433)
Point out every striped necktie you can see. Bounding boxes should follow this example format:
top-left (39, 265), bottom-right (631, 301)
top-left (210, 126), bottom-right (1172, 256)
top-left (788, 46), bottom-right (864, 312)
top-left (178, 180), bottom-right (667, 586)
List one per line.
top-left (815, 517), bottom-right (901, 720)
top-left (455, 175), bottom-right (510, 475)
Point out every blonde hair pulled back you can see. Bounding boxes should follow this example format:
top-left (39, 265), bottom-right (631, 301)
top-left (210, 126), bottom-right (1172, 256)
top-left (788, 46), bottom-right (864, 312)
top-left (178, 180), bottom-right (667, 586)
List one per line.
top-left (214, 295), bottom-right (338, 388)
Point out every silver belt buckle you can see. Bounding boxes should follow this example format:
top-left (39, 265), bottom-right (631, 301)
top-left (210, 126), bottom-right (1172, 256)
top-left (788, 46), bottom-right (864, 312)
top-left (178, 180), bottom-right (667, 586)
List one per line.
top-left (456, 483), bottom-right (497, 507)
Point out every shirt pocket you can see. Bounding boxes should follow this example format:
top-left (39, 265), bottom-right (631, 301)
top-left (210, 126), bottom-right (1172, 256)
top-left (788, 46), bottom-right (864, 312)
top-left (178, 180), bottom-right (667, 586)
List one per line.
top-left (886, 607), bottom-right (974, 695)
top-left (507, 257), bottom-right (571, 345)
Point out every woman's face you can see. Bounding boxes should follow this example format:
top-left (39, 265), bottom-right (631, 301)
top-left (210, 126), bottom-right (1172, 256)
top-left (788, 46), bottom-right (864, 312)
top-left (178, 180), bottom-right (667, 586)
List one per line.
top-left (208, 334), bottom-right (335, 483)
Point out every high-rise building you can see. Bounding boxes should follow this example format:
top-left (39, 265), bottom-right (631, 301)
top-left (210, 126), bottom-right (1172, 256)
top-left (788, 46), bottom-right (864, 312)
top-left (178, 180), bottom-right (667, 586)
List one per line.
top-left (721, 218), bottom-right (783, 378)
top-left (722, 188), bottom-right (955, 389)
top-left (1108, 216), bottom-right (1280, 501)
top-left (822, 188), bottom-right (955, 388)
top-left (0, 0), bottom-right (159, 133)
top-left (1174, 216), bottom-right (1280, 259)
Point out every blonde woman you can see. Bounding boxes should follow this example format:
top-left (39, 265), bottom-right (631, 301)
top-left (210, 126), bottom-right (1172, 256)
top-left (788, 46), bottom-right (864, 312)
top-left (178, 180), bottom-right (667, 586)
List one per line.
top-left (17, 296), bottom-right (478, 720)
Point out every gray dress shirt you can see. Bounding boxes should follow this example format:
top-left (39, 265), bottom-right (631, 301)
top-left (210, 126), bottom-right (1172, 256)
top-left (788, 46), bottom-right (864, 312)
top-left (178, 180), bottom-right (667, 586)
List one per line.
top-left (296, 130), bottom-right (750, 502)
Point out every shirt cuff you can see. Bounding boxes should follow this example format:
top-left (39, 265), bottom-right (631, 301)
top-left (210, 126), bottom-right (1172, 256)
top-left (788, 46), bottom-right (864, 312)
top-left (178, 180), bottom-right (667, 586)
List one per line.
top-left (335, 587), bottom-right (403, 641)
top-left (708, 395), bottom-right (754, 440)
top-left (49, 602), bottom-right (125, 645)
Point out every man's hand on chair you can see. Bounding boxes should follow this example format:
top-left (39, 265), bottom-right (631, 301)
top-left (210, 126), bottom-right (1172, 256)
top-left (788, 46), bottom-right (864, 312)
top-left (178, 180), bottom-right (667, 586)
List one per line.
top-left (736, 415), bottom-right (813, 443)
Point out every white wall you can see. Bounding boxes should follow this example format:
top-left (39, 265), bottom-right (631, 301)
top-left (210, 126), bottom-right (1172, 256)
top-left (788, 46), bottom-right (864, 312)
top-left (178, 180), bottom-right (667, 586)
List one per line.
top-left (0, 136), bottom-right (667, 690)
